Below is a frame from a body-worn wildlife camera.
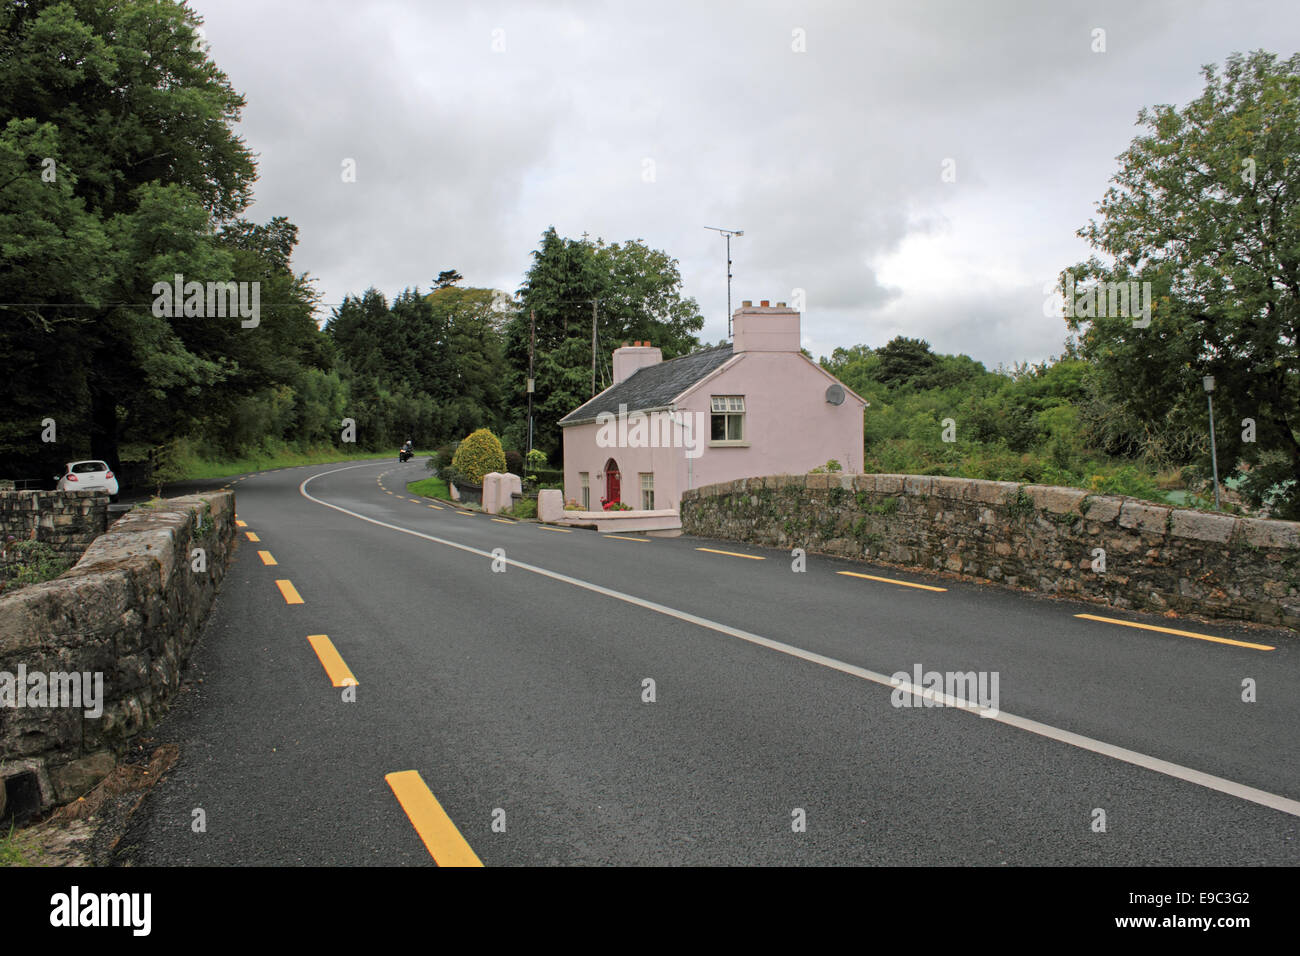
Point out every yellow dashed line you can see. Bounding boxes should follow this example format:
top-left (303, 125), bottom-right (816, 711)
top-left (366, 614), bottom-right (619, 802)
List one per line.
top-left (491, 518), bottom-right (513, 524)
top-left (275, 579), bottom-right (304, 604)
top-left (1074, 614), bottom-right (1274, 651)
top-left (604, 534), bottom-right (650, 542)
top-left (236, 519), bottom-right (247, 528)
top-left (455, 511), bottom-right (473, 517)
top-left (427, 504), bottom-right (443, 510)
top-left (539, 525), bottom-right (573, 533)
top-left (696, 547), bottom-right (764, 560)
top-left (257, 550), bottom-right (277, 566)
top-left (836, 571), bottom-right (947, 593)
top-left (245, 531), bottom-right (260, 542)
top-left (385, 771), bottom-right (483, 867)
top-left (306, 634), bottom-right (358, 687)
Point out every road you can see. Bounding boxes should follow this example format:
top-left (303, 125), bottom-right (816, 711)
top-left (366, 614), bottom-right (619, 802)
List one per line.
top-left (113, 458), bottom-right (1300, 865)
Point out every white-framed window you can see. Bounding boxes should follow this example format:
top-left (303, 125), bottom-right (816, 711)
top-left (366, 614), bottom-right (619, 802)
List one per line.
top-left (710, 395), bottom-right (745, 441)
top-left (580, 472), bottom-right (590, 510)
top-left (640, 473), bottom-right (655, 510)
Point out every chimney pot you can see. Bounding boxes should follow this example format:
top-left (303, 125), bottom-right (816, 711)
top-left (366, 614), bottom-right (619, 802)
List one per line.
top-left (776, 302), bottom-right (786, 307)
top-left (760, 300), bottom-right (769, 307)
top-left (741, 300), bottom-right (752, 307)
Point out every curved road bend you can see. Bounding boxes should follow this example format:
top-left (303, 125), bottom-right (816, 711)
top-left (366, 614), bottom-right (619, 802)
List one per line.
top-left (114, 459), bottom-right (1299, 865)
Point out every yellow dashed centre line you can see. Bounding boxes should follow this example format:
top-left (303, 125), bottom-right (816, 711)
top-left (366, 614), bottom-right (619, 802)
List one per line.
top-left (696, 547), bottom-right (764, 560)
top-left (235, 519), bottom-right (247, 528)
top-left (245, 531), bottom-right (260, 542)
top-left (455, 511), bottom-right (473, 517)
top-left (275, 579), bottom-right (304, 604)
top-left (427, 504), bottom-right (443, 510)
top-left (257, 550), bottom-right (277, 566)
top-left (836, 570), bottom-right (947, 593)
top-left (605, 534), bottom-right (650, 542)
top-left (306, 634), bottom-right (358, 687)
top-left (491, 518), bottom-right (514, 524)
top-left (539, 525), bottom-right (573, 533)
top-left (385, 771), bottom-right (483, 867)
top-left (1074, 614), bottom-right (1275, 651)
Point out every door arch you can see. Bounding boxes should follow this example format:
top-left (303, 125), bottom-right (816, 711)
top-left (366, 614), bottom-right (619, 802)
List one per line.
top-left (603, 458), bottom-right (621, 504)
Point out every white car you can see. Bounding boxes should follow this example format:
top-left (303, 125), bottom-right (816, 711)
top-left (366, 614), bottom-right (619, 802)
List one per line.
top-left (56, 460), bottom-right (119, 496)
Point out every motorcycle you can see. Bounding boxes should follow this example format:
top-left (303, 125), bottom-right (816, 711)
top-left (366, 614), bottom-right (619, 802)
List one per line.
top-left (398, 447), bottom-right (413, 463)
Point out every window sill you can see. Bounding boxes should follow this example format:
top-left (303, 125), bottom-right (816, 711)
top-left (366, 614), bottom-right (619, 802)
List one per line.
top-left (707, 440), bottom-right (751, 448)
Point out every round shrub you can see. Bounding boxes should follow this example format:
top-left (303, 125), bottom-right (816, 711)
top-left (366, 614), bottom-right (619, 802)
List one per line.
top-left (451, 428), bottom-right (507, 485)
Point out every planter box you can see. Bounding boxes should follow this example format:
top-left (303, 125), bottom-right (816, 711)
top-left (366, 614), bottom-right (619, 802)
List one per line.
top-left (450, 481), bottom-right (482, 506)
top-left (556, 508), bottom-right (681, 533)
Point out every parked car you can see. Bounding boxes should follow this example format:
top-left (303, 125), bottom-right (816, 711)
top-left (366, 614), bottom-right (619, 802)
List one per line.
top-left (56, 460), bottom-right (119, 496)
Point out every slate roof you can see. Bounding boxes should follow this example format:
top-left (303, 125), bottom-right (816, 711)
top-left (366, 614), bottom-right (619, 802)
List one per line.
top-left (559, 343), bottom-right (735, 425)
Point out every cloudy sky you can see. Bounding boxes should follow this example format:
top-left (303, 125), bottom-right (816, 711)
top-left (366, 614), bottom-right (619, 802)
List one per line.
top-left (190, 0), bottom-right (1300, 368)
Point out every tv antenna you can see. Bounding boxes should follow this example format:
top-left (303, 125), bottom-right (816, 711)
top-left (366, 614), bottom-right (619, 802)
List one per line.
top-left (705, 226), bottom-right (744, 337)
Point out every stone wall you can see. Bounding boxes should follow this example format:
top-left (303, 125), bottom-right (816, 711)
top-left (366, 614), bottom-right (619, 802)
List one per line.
top-left (681, 474), bottom-right (1300, 630)
top-left (0, 490), bottom-right (109, 569)
top-left (0, 492), bottom-right (235, 811)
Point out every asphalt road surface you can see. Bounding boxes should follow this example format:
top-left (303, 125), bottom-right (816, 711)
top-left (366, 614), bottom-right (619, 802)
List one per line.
top-left (113, 459), bottom-right (1300, 866)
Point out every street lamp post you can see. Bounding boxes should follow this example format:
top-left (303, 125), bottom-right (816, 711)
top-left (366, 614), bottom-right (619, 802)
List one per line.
top-left (1203, 375), bottom-right (1220, 511)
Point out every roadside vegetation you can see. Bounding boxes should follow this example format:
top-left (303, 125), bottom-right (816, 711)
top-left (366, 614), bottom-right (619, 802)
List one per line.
top-left (0, 540), bottom-right (71, 595)
top-left (406, 476), bottom-right (451, 501)
top-left (1, 4), bottom-right (1293, 518)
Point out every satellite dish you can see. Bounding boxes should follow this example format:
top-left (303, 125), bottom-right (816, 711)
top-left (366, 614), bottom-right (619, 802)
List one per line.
top-left (825, 383), bottom-right (845, 406)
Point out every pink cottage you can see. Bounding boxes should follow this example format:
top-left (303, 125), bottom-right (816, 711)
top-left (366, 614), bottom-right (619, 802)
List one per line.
top-left (559, 300), bottom-right (867, 529)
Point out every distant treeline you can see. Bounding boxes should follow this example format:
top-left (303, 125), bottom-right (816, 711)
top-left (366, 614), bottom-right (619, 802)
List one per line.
top-left (1, 4), bottom-right (1294, 516)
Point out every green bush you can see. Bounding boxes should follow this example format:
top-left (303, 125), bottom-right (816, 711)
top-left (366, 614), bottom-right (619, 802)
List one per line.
top-left (1085, 465), bottom-right (1165, 503)
top-left (450, 428), bottom-right (507, 485)
top-left (428, 442), bottom-right (459, 472)
top-left (0, 540), bottom-right (71, 591)
top-left (506, 497), bottom-right (538, 519)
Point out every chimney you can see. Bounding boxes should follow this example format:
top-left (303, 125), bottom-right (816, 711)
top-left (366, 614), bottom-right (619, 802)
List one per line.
top-left (732, 299), bottom-right (800, 353)
top-left (612, 342), bottom-right (662, 384)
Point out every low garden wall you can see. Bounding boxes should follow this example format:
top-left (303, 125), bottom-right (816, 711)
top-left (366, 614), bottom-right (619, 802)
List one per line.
top-left (0, 492), bottom-right (236, 812)
top-left (680, 474), bottom-right (1300, 630)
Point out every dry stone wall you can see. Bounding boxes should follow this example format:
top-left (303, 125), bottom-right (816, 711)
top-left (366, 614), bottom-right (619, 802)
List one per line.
top-left (0, 490), bottom-right (108, 569)
top-left (0, 492), bottom-right (235, 810)
top-left (681, 474), bottom-right (1300, 630)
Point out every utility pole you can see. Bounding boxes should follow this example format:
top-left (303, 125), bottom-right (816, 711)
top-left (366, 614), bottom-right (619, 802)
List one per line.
top-left (592, 299), bottom-right (598, 397)
top-left (527, 309), bottom-right (535, 458)
top-left (705, 226), bottom-right (744, 337)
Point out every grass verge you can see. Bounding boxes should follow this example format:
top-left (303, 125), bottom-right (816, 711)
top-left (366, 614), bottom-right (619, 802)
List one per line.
top-left (407, 476), bottom-right (451, 500)
top-left (176, 445), bottom-right (431, 481)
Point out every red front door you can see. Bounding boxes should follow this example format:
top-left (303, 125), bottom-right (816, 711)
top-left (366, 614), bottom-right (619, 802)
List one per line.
top-left (604, 459), bottom-right (621, 504)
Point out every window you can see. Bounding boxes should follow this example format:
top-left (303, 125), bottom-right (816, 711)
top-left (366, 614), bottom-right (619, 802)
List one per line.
top-left (640, 473), bottom-right (655, 510)
top-left (580, 472), bottom-right (590, 510)
top-left (710, 395), bottom-right (745, 442)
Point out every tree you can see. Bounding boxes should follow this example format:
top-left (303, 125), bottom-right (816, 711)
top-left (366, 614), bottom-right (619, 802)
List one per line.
top-left (434, 269), bottom-right (463, 289)
top-left (874, 337), bottom-right (939, 389)
top-left (1067, 51), bottom-right (1300, 516)
top-left (326, 285), bottom-right (508, 448)
top-left (0, 0), bottom-right (260, 477)
top-left (504, 227), bottom-right (704, 459)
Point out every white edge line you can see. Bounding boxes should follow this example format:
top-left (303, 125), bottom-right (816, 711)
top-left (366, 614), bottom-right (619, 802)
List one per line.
top-left (299, 461), bottom-right (1300, 820)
